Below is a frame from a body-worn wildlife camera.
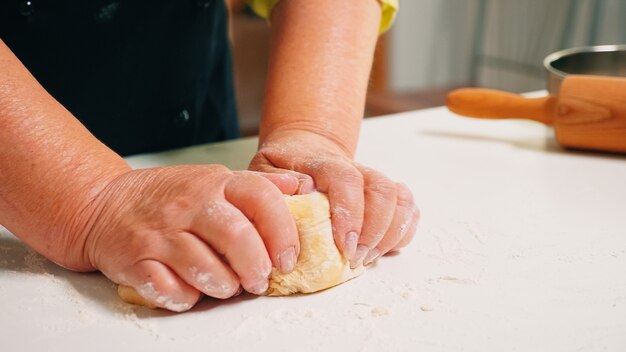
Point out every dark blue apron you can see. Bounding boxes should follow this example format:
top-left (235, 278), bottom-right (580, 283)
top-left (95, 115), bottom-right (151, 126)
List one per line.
top-left (0, 0), bottom-right (239, 156)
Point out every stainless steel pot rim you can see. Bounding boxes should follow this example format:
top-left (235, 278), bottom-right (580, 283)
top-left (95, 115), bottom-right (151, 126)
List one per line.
top-left (543, 44), bottom-right (626, 79)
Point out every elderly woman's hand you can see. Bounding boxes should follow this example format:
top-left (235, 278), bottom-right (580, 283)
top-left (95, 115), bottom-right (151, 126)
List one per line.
top-left (72, 165), bottom-right (302, 311)
top-left (250, 130), bottom-right (420, 268)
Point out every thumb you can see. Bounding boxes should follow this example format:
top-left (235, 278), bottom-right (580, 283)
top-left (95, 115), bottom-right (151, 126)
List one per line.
top-left (248, 152), bottom-right (316, 194)
top-left (245, 170), bottom-right (316, 195)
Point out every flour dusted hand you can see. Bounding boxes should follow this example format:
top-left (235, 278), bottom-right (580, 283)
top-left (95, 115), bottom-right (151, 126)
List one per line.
top-left (84, 165), bottom-right (303, 312)
top-left (250, 130), bottom-right (420, 269)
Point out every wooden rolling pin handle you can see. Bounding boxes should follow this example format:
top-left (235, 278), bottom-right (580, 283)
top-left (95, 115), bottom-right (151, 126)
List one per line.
top-left (446, 88), bottom-right (556, 125)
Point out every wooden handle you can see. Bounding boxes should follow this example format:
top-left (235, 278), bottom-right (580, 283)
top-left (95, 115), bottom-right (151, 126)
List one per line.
top-left (446, 88), bottom-right (556, 125)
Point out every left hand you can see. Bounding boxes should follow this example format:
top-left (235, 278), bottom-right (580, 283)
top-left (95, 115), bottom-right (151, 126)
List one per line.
top-left (249, 130), bottom-right (420, 267)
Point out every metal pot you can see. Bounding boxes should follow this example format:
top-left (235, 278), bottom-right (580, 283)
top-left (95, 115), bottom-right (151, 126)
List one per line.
top-left (544, 44), bottom-right (626, 95)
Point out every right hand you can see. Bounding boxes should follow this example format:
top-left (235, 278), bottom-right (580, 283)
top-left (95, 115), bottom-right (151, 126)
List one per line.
top-left (72, 165), bottom-right (302, 311)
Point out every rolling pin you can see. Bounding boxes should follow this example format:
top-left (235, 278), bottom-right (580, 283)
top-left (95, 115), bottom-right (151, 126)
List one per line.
top-left (446, 75), bottom-right (626, 154)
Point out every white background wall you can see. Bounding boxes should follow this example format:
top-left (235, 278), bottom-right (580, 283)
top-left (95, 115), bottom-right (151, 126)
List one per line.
top-left (389, 0), bottom-right (626, 93)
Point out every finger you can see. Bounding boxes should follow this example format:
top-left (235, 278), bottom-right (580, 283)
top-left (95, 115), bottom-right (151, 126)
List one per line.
top-left (160, 231), bottom-right (240, 299)
top-left (225, 174), bottom-right (300, 274)
top-left (190, 200), bottom-right (272, 295)
top-left (352, 165), bottom-right (398, 267)
top-left (120, 259), bottom-right (201, 312)
top-left (363, 183), bottom-right (417, 266)
top-left (246, 162), bottom-right (316, 194)
top-left (300, 159), bottom-right (364, 261)
top-left (242, 170), bottom-right (315, 195)
top-left (391, 204), bottom-right (420, 251)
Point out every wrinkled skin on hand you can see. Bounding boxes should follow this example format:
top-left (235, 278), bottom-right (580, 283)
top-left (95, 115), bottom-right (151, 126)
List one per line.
top-left (71, 165), bottom-right (303, 312)
top-left (250, 130), bottom-right (420, 268)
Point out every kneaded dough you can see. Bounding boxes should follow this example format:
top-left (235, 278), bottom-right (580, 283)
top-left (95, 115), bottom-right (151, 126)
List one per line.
top-left (117, 192), bottom-right (364, 306)
top-left (267, 192), bottom-right (365, 296)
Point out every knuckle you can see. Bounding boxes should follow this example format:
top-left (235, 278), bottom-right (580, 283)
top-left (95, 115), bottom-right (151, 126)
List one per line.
top-left (395, 183), bottom-right (415, 208)
top-left (365, 178), bottom-right (397, 199)
top-left (412, 205), bottom-right (421, 222)
top-left (153, 277), bottom-right (181, 298)
top-left (330, 204), bottom-right (354, 225)
top-left (318, 160), bottom-right (361, 180)
top-left (222, 220), bottom-right (254, 250)
top-left (363, 230), bottom-right (386, 246)
top-left (250, 185), bottom-right (282, 205)
top-left (126, 230), bottom-right (160, 258)
top-left (202, 200), bottom-right (233, 221)
top-left (203, 164), bottom-right (231, 175)
top-left (338, 168), bottom-right (364, 187)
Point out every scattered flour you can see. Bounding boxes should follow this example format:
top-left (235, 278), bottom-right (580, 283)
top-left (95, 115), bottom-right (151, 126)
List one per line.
top-left (420, 305), bottom-right (434, 312)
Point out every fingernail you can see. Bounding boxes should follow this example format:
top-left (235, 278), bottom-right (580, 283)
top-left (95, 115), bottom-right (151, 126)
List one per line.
top-left (351, 244), bottom-right (370, 268)
top-left (342, 231), bottom-right (359, 260)
top-left (278, 246), bottom-right (297, 273)
top-left (364, 248), bottom-right (381, 265)
top-left (297, 177), bottom-right (316, 194)
top-left (248, 279), bottom-right (269, 295)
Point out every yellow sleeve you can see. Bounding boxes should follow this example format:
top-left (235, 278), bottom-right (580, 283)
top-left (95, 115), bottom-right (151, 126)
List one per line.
top-left (246, 0), bottom-right (399, 33)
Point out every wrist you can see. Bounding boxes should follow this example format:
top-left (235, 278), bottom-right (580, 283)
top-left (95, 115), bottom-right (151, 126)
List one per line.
top-left (259, 122), bottom-right (359, 160)
top-left (35, 163), bottom-right (131, 272)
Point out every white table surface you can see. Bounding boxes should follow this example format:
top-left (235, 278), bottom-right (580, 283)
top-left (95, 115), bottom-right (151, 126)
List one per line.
top-left (2, 104), bottom-right (626, 351)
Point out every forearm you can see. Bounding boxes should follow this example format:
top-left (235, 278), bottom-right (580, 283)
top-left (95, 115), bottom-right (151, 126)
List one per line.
top-left (259, 0), bottom-right (381, 158)
top-left (0, 40), bottom-right (130, 270)
top-left (250, 2), bottom-right (418, 269)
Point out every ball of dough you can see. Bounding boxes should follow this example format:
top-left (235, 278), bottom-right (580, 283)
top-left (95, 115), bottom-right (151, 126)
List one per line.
top-left (266, 192), bottom-right (365, 296)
